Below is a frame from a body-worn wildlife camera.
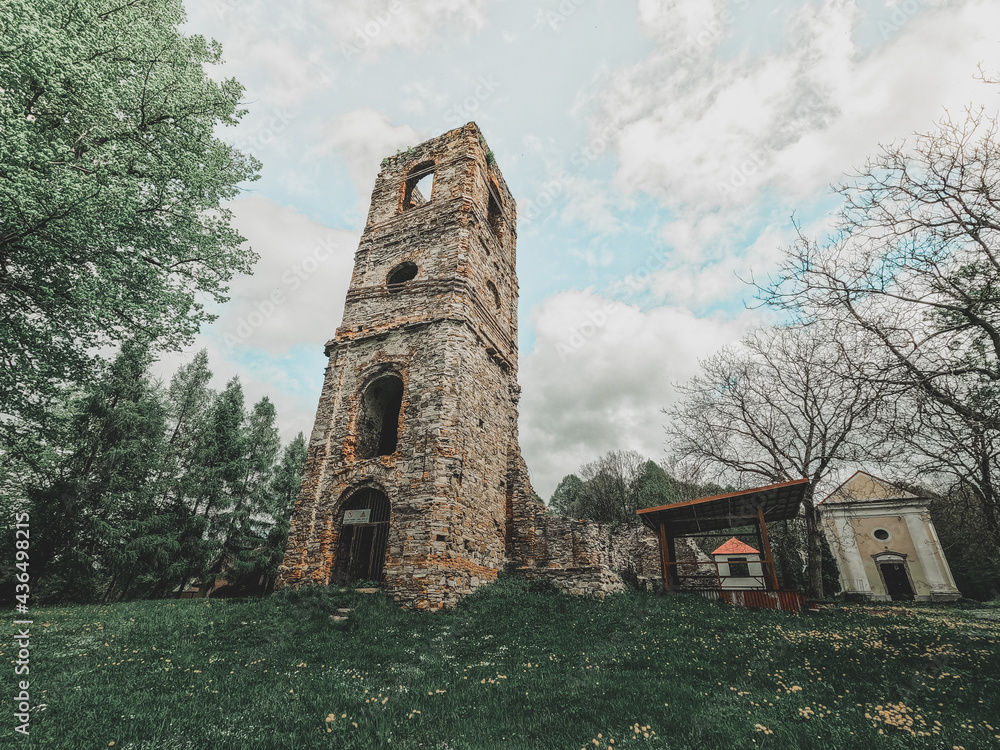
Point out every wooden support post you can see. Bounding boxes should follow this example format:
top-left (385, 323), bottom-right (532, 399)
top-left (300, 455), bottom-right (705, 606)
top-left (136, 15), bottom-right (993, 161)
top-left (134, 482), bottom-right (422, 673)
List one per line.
top-left (753, 522), bottom-right (768, 590)
top-left (658, 522), bottom-right (673, 592)
top-left (666, 533), bottom-right (678, 590)
top-left (757, 506), bottom-right (780, 591)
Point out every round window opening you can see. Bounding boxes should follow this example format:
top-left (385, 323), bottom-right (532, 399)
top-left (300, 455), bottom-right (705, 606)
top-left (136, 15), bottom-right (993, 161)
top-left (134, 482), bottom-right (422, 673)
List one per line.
top-left (873, 528), bottom-right (891, 542)
top-left (387, 262), bottom-right (418, 289)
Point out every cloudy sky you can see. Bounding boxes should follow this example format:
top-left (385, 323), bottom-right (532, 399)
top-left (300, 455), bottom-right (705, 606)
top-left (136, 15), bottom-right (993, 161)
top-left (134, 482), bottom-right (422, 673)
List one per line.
top-left (166, 0), bottom-right (1000, 498)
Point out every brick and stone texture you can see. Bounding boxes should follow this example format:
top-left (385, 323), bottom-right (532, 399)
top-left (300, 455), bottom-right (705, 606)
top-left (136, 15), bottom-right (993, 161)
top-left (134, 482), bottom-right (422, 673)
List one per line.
top-left (277, 122), bottom-right (693, 607)
top-left (277, 123), bottom-right (524, 609)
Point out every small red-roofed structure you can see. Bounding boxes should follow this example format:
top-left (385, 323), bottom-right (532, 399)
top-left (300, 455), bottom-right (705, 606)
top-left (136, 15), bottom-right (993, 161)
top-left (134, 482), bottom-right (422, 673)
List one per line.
top-left (711, 537), bottom-right (765, 591)
top-left (711, 537), bottom-right (759, 556)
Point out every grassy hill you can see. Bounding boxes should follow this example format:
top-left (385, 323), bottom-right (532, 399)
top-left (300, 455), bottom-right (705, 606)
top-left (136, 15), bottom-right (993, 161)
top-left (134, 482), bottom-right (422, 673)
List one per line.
top-left (11, 578), bottom-right (1000, 749)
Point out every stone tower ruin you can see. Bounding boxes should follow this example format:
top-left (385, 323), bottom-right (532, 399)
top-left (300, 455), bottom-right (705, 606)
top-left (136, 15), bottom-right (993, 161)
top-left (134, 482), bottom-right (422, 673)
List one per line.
top-left (277, 123), bottom-right (532, 608)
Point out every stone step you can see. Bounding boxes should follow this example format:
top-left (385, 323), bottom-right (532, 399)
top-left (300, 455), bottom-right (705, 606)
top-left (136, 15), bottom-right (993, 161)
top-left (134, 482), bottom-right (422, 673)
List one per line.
top-left (330, 615), bottom-right (349, 623)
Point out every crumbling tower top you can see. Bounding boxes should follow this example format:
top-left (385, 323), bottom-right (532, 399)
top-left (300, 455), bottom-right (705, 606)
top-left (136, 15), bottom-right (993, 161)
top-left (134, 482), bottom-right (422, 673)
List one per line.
top-left (333, 123), bottom-right (519, 372)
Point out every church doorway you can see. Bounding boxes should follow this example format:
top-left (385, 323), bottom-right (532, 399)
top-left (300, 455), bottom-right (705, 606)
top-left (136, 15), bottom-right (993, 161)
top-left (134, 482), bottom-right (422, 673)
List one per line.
top-left (879, 562), bottom-right (915, 601)
top-left (334, 488), bottom-right (391, 583)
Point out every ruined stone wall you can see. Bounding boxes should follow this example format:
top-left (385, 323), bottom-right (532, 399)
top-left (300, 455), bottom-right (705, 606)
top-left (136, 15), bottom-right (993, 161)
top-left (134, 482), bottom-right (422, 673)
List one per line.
top-left (506, 492), bottom-right (715, 598)
top-left (609, 525), bottom-right (665, 591)
top-left (506, 495), bottom-right (636, 599)
top-left (610, 526), bottom-right (713, 592)
top-left (513, 512), bottom-right (627, 600)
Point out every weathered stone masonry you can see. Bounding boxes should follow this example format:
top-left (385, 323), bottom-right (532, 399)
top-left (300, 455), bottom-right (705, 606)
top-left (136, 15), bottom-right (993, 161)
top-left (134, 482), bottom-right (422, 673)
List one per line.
top-left (277, 123), bottom-right (675, 607)
top-left (278, 124), bottom-right (526, 608)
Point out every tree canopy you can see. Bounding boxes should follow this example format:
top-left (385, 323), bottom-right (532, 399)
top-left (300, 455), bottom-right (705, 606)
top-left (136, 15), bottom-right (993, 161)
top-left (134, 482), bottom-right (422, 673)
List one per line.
top-left (7, 346), bottom-right (306, 604)
top-left (665, 323), bottom-right (886, 597)
top-left (763, 109), bottom-right (1000, 435)
top-left (760, 105), bottom-right (1000, 564)
top-left (0, 0), bottom-right (260, 431)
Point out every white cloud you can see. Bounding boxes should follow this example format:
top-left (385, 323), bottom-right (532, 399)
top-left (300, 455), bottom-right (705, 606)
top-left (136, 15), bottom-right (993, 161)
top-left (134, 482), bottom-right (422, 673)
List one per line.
top-left (212, 197), bottom-right (358, 352)
top-left (237, 37), bottom-right (336, 109)
top-left (583, 0), bottom-right (1000, 310)
top-left (558, 174), bottom-right (623, 236)
top-left (318, 0), bottom-right (495, 61)
top-left (319, 108), bottom-right (424, 214)
top-left (183, 1), bottom-right (339, 107)
top-left (610, 0), bottom-right (1000, 210)
top-left (519, 290), bottom-right (766, 497)
top-left (634, 0), bottom-right (729, 47)
top-left (184, 0), bottom-right (496, 106)
top-left (151, 196), bottom-right (358, 443)
top-left (621, 221), bottom-right (793, 310)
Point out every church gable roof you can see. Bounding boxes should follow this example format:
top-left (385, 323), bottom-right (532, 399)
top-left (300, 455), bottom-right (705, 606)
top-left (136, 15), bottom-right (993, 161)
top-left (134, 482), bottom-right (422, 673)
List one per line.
top-left (819, 471), bottom-right (918, 506)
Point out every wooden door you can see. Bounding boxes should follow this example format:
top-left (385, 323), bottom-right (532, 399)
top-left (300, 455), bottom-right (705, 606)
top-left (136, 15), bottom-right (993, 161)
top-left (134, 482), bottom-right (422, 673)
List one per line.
top-left (880, 562), bottom-right (914, 601)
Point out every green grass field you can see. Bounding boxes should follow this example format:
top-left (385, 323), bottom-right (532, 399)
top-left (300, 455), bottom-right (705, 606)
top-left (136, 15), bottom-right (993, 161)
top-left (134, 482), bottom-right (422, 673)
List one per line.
top-left (8, 578), bottom-right (1000, 749)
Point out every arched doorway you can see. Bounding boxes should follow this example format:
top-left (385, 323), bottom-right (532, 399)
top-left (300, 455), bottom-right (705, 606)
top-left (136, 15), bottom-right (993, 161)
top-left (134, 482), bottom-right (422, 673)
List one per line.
top-left (334, 488), bottom-right (391, 583)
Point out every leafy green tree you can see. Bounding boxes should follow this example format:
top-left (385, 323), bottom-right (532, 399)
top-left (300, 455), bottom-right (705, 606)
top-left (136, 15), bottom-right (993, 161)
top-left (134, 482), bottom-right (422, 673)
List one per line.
top-left (232, 432), bottom-right (307, 594)
top-left (767, 518), bottom-right (839, 596)
top-left (159, 351), bottom-right (216, 495)
top-left (5, 342), bottom-right (305, 603)
top-left (28, 339), bottom-right (167, 603)
top-left (575, 450), bottom-right (647, 525)
top-left (125, 350), bottom-right (216, 599)
top-left (270, 433), bottom-right (307, 521)
top-left (547, 474), bottom-right (584, 516)
top-left (206, 396), bottom-right (281, 593)
top-left (635, 460), bottom-right (672, 510)
top-left (175, 377), bottom-right (247, 595)
top-left (931, 484), bottom-right (1000, 600)
top-left (550, 456), bottom-right (732, 528)
top-left (0, 0), bottom-right (259, 435)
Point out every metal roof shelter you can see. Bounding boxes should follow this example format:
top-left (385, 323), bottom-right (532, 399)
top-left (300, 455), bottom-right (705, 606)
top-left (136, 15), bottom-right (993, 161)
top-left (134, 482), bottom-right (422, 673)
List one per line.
top-left (637, 478), bottom-right (811, 612)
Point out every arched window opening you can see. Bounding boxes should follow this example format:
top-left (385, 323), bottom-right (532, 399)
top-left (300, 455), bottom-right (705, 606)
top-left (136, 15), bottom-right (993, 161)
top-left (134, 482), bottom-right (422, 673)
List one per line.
top-left (334, 487), bottom-right (391, 583)
top-left (487, 182), bottom-right (503, 237)
top-left (386, 261), bottom-right (418, 289)
top-left (357, 374), bottom-right (404, 458)
top-left (486, 280), bottom-right (500, 309)
top-left (402, 161), bottom-right (435, 211)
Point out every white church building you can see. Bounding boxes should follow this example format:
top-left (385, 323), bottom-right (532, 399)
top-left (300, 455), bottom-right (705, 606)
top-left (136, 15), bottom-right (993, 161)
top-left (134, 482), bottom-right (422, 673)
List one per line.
top-left (818, 471), bottom-right (960, 601)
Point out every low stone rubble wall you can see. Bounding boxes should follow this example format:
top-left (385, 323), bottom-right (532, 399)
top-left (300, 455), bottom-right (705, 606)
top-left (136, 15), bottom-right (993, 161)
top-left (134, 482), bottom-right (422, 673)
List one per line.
top-left (506, 498), bottom-right (712, 599)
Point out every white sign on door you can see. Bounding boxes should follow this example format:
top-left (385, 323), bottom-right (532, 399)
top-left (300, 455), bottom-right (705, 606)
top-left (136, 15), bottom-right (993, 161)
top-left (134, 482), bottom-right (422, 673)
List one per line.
top-left (343, 509), bottom-right (371, 524)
